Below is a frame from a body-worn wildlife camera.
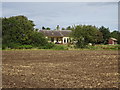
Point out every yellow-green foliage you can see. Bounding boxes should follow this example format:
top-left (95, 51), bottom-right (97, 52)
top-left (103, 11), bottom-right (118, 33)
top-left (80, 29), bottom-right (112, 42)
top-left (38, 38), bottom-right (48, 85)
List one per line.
top-left (87, 45), bottom-right (120, 50)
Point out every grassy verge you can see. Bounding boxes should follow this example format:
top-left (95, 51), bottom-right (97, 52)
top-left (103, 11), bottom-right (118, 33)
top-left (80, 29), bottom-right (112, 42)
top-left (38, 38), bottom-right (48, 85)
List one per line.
top-left (2, 44), bottom-right (120, 51)
top-left (86, 45), bottom-right (120, 50)
top-left (2, 44), bottom-right (68, 51)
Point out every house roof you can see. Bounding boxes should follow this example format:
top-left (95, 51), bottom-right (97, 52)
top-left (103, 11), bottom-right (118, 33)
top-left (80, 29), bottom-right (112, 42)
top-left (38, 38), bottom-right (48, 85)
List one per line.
top-left (109, 38), bottom-right (117, 41)
top-left (39, 30), bottom-right (72, 37)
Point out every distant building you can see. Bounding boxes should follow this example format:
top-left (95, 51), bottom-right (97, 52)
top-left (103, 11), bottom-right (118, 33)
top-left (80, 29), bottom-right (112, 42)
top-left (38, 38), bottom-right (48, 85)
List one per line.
top-left (108, 38), bottom-right (117, 45)
top-left (39, 30), bottom-right (72, 44)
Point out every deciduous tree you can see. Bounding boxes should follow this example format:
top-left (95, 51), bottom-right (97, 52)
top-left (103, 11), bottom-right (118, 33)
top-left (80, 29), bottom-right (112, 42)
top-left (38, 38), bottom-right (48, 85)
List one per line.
top-left (99, 26), bottom-right (110, 44)
top-left (2, 15), bottom-right (48, 49)
top-left (71, 25), bottom-right (103, 48)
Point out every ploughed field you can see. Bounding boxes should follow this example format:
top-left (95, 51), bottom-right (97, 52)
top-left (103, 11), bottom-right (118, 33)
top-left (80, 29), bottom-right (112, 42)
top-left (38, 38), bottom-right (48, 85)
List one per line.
top-left (2, 50), bottom-right (119, 88)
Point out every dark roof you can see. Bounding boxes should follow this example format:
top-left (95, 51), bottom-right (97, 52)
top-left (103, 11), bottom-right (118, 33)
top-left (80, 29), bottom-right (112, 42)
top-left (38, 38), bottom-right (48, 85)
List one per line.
top-left (39, 30), bottom-right (72, 37)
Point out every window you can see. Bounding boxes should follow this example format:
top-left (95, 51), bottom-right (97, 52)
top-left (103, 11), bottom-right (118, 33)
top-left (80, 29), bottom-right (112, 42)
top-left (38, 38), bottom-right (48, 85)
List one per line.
top-left (67, 38), bottom-right (69, 43)
top-left (64, 38), bottom-right (66, 43)
top-left (51, 37), bottom-right (54, 42)
top-left (56, 38), bottom-right (59, 42)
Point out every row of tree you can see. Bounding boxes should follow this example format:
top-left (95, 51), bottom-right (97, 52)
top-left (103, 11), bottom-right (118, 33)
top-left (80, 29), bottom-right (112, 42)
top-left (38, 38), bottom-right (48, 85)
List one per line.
top-left (42, 25), bottom-right (120, 46)
top-left (42, 25), bottom-right (60, 30)
top-left (2, 15), bottom-right (120, 49)
top-left (65, 25), bottom-right (120, 48)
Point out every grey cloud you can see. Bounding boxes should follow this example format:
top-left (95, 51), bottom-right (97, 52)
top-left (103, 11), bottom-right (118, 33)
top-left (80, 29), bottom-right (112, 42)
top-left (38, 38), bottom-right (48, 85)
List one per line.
top-left (2, 2), bottom-right (118, 31)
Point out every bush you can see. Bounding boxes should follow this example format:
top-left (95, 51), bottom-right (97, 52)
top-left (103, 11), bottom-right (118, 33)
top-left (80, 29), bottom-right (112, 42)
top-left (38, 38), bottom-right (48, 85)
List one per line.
top-left (75, 40), bottom-right (88, 48)
top-left (2, 44), bottom-right (7, 50)
top-left (86, 45), bottom-right (99, 50)
top-left (30, 31), bottom-right (48, 47)
top-left (7, 43), bottom-right (21, 49)
top-left (86, 45), bottom-right (120, 50)
top-left (2, 43), bottom-right (33, 49)
top-left (38, 42), bottom-right (55, 49)
top-left (17, 45), bottom-right (33, 49)
top-left (52, 45), bottom-right (68, 50)
top-left (38, 43), bottom-right (69, 50)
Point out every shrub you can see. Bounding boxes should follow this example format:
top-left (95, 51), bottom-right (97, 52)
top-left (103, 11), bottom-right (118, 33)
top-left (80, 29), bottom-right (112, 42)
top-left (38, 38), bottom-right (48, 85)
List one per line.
top-left (18, 45), bottom-right (33, 49)
top-left (2, 44), bottom-right (7, 50)
top-left (86, 45), bottom-right (120, 50)
top-left (75, 40), bottom-right (88, 48)
top-left (38, 43), bottom-right (68, 50)
top-left (86, 45), bottom-right (100, 50)
top-left (30, 31), bottom-right (48, 47)
top-left (38, 42), bottom-right (55, 49)
top-left (52, 45), bottom-right (68, 50)
top-left (7, 43), bottom-right (21, 49)
top-left (2, 43), bottom-right (33, 49)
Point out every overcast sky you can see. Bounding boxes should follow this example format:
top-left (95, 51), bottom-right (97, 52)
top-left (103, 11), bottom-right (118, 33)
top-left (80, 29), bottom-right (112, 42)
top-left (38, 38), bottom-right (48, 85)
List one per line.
top-left (2, 2), bottom-right (118, 31)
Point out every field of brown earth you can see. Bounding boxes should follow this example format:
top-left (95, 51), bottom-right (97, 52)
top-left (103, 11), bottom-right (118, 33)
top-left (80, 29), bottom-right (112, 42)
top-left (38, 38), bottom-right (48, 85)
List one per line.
top-left (2, 50), bottom-right (119, 88)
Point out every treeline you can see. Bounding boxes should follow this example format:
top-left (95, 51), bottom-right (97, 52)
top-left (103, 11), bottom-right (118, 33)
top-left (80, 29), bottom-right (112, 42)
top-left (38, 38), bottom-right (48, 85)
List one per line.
top-left (2, 15), bottom-right (120, 49)
top-left (62, 25), bottom-right (120, 48)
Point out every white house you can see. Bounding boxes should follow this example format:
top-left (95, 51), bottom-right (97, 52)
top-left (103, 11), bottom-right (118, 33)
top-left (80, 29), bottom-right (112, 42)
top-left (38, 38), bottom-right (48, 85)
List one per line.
top-left (39, 30), bottom-right (72, 44)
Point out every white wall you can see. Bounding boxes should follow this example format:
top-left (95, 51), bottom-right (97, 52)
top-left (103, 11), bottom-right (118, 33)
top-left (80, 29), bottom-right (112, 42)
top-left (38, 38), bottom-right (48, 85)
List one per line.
top-left (63, 37), bottom-right (69, 44)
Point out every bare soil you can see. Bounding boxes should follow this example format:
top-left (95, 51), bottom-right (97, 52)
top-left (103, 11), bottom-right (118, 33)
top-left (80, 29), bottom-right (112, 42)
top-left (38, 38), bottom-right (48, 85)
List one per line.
top-left (2, 50), bottom-right (119, 88)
